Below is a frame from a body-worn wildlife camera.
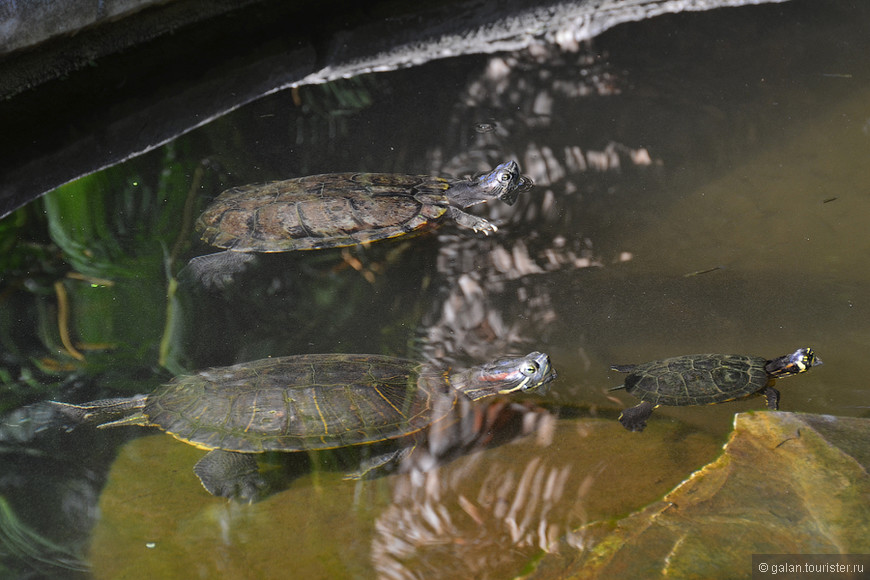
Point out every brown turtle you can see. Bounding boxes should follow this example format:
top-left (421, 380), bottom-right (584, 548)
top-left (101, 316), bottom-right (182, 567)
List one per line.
top-left (186, 162), bottom-right (531, 285)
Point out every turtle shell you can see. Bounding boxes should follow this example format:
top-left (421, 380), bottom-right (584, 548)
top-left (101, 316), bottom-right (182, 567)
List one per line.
top-left (140, 354), bottom-right (456, 453)
top-left (619, 353), bottom-right (771, 406)
top-left (196, 172), bottom-right (453, 252)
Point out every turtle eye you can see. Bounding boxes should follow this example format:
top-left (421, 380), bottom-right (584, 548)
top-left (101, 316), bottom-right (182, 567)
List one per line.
top-left (524, 362), bottom-right (539, 376)
top-left (499, 171), bottom-right (511, 183)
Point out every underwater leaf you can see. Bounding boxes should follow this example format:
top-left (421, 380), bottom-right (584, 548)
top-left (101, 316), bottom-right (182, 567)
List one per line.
top-left (0, 495), bottom-right (88, 575)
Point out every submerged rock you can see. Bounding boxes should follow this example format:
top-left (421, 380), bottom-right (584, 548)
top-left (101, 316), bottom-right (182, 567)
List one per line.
top-left (87, 414), bottom-right (722, 579)
top-left (531, 412), bottom-right (870, 579)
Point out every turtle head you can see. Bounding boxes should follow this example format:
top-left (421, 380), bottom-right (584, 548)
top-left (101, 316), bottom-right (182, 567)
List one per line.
top-left (765, 347), bottom-right (823, 378)
top-left (480, 161), bottom-right (522, 205)
top-left (452, 161), bottom-right (531, 207)
top-left (455, 352), bottom-right (557, 401)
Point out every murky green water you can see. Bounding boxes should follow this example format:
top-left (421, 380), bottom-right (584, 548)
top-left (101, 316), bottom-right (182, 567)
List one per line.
top-left (1, 2), bottom-right (869, 578)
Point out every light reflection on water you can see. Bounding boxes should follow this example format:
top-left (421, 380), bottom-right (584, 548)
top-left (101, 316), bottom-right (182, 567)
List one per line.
top-left (2, 1), bottom-right (869, 578)
top-left (86, 412), bottom-right (722, 579)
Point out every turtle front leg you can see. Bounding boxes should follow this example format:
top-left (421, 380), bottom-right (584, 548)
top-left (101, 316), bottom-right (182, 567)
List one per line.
top-left (445, 207), bottom-right (498, 235)
top-left (618, 401), bottom-right (656, 432)
top-left (194, 450), bottom-right (266, 502)
top-left (763, 386), bottom-right (781, 410)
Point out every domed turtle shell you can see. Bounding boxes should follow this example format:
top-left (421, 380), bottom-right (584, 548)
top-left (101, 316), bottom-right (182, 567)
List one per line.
top-left (195, 161), bottom-right (527, 253)
top-left (56, 351), bottom-right (554, 444)
top-left (52, 352), bottom-right (555, 499)
top-left (146, 354), bottom-right (463, 452)
top-left (613, 353), bottom-right (771, 407)
top-left (609, 348), bottom-right (822, 432)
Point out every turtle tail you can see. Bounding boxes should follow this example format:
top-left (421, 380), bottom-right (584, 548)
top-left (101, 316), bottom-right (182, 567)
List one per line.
top-left (609, 364), bottom-right (636, 391)
top-left (610, 364), bottom-right (637, 373)
top-left (50, 396), bottom-right (147, 428)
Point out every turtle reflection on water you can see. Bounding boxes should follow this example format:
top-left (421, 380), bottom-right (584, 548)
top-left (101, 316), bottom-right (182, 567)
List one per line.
top-left (609, 347), bottom-right (822, 432)
top-left (187, 161), bottom-right (532, 285)
top-left (53, 352), bottom-right (556, 501)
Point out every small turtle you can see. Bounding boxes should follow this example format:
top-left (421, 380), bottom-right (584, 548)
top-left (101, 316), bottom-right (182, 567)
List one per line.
top-left (53, 352), bottom-right (556, 500)
top-left (609, 347), bottom-right (822, 432)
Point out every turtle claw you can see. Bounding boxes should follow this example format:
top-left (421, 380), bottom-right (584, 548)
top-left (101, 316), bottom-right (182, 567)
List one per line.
top-left (474, 222), bottom-right (498, 235)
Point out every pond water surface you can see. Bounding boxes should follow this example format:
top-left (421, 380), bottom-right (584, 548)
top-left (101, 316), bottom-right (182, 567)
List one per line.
top-left (1, 2), bottom-right (869, 578)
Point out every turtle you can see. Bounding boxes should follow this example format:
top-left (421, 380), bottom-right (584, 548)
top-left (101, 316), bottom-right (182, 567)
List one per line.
top-left (186, 161), bottom-right (531, 286)
top-left (608, 347), bottom-right (822, 432)
top-left (52, 351), bottom-right (556, 500)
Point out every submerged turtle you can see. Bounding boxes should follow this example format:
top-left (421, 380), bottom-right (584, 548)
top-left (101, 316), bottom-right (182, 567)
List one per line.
top-left (186, 161), bottom-right (530, 285)
top-left (53, 352), bottom-right (555, 500)
top-left (609, 347), bottom-right (821, 432)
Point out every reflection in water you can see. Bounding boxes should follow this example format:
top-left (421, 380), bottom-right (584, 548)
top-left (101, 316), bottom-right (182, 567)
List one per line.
top-left (0, 496), bottom-right (88, 575)
top-left (85, 407), bottom-right (723, 579)
top-left (1, 1), bottom-right (869, 577)
top-left (0, 402), bottom-right (119, 577)
top-left (374, 406), bottom-right (562, 579)
top-left (416, 41), bottom-right (657, 367)
top-left (373, 455), bottom-right (572, 579)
